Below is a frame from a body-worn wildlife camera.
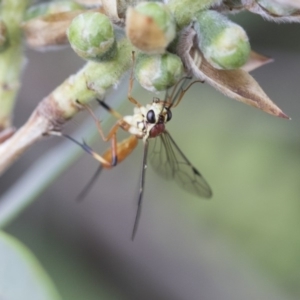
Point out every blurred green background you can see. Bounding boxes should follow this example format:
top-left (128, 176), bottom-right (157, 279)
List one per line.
top-left (1, 11), bottom-right (300, 300)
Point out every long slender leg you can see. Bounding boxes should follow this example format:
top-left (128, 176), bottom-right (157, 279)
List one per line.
top-left (166, 76), bottom-right (190, 104)
top-left (50, 99), bottom-right (122, 168)
top-left (76, 164), bottom-right (103, 201)
top-left (131, 139), bottom-right (149, 240)
top-left (50, 96), bottom-right (138, 167)
top-left (76, 99), bottom-right (132, 166)
top-left (162, 76), bottom-right (192, 107)
top-left (49, 129), bottom-right (138, 169)
top-left (49, 131), bottom-right (114, 167)
top-left (172, 80), bottom-right (204, 108)
top-left (128, 51), bottom-right (142, 107)
top-left (95, 99), bottom-right (124, 122)
top-left (76, 99), bottom-right (125, 142)
top-left (75, 135), bottom-right (138, 201)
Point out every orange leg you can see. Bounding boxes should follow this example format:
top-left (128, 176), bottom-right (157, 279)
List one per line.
top-left (51, 98), bottom-right (138, 168)
top-left (102, 135), bottom-right (138, 169)
top-left (128, 51), bottom-right (142, 108)
top-left (74, 100), bottom-right (122, 166)
top-left (50, 126), bottom-right (138, 169)
top-left (78, 132), bottom-right (138, 169)
top-left (75, 135), bottom-right (138, 201)
top-left (76, 100), bottom-right (124, 141)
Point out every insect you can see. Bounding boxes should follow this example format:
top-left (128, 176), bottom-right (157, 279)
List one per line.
top-left (53, 72), bottom-right (212, 239)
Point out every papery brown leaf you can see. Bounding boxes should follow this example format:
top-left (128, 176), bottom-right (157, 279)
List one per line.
top-left (189, 48), bottom-right (289, 119)
top-left (101, 0), bottom-right (119, 21)
top-left (273, 0), bottom-right (300, 9)
top-left (0, 127), bottom-right (15, 144)
top-left (242, 51), bottom-right (274, 72)
top-left (75, 0), bottom-right (102, 6)
top-left (177, 26), bottom-right (288, 118)
top-left (101, 0), bottom-right (125, 26)
top-left (213, 0), bottom-right (300, 21)
top-left (22, 10), bottom-right (84, 50)
top-left (248, 2), bottom-right (300, 22)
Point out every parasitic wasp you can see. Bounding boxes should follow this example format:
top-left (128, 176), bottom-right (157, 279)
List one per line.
top-left (52, 67), bottom-right (212, 240)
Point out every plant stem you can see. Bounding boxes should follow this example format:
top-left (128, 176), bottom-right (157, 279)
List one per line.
top-left (0, 80), bottom-right (129, 228)
top-left (0, 38), bottom-right (132, 175)
top-left (0, 0), bottom-right (30, 129)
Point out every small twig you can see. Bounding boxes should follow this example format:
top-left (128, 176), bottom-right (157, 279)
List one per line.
top-left (0, 0), bottom-right (30, 128)
top-left (0, 79), bottom-right (129, 228)
top-left (0, 109), bottom-right (52, 175)
top-left (0, 127), bottom-right (15, 143)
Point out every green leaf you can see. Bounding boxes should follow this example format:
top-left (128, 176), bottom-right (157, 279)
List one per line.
top-left (0, 231), bottom-right (61, 300)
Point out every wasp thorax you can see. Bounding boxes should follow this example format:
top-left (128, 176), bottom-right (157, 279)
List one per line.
top-left (137, 121), bottom-right (145, 131)
top-left (149, 123), bottom-right (165, 138)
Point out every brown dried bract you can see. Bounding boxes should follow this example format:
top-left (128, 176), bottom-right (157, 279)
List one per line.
top-left (75, 0), bottom-right (102, 6)
top-left (242, 51), bottom-right (274, 72)
top-left (273, 0), bottom-right (300, 9)
top-left (199, 51), bottom-right (289, 118)
top-left (178, 27), bottom-right (289, 118)
top-left (22, 10), bottom-right (84, 50)
top-left (248, 2), bottom-right (300, 22)
top-left (0, 127), bottom-right (15, 144)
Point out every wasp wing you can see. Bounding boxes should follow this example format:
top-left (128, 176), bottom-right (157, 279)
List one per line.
top-left (149, 131), bottom-right (212, 198)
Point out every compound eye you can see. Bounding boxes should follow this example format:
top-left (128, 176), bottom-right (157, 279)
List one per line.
top-left (146, 109), bottom-right (156, 123)
top-left (166, 108), bottom-right (172, 122)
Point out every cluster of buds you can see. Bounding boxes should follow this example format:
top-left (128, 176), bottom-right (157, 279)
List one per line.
top-left (1, 0), bottom-right (300, 175)
top-left (18, 0), bottom-right (300, 119)
top-left (126, 2), bottom-right (184, 91)
top-left (0, 2), bottom-right (300, 298)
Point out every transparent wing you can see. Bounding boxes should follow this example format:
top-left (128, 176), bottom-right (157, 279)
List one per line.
top-left (149, 131), bottom-right (212, 198)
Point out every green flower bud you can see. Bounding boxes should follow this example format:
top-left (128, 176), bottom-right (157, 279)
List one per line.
top-left (25, 1), bottom-right (84, 21)
top-left (135, 52), bottom-right (183, 92)
top-left (67, 12), bottom-right (116, 62)
top-left (195, 10), bottom-right (250, 70)
top-left (126, 2), bottom-right (176, 54)
top-left (168, 0), bottom-right (220, 29)
top-left (0, 20), bottom-right (9, 52)
top-left (256, 0), bottom-right (297, 16)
